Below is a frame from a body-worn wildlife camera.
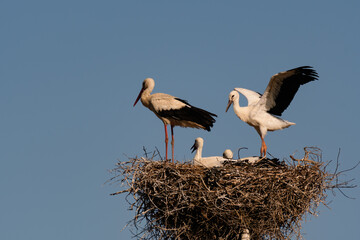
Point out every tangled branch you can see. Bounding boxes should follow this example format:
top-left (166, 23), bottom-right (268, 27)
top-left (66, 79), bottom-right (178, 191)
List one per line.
top-left (109, 147), bottom-right (355, 240)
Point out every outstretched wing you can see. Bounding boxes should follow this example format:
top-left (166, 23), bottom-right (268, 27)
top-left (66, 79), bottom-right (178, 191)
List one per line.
top-left (234, 88), bottom-right (262, 106)
top-left (257, 66), bottom-right (318, 116)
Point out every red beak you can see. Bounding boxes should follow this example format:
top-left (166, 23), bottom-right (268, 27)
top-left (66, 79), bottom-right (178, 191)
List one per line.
top-left (225, 100), bottom-right (232, 112)
top-left (133, 88), bottom-right (144, 107)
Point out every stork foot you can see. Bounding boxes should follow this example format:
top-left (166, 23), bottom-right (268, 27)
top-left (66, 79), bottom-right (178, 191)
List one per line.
top-left (260, 139), bottom-right (267, 158)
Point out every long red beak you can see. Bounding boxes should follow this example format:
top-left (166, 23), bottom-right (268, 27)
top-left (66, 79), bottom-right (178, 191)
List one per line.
top-left (133, 88), bottom-right (144, 107)
top-left (225, 100), bottom-right (232, 112)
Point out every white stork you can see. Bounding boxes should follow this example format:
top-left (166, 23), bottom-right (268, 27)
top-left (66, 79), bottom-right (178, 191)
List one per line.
top-left (222, 149), bottom-right (261, 163)
top-left (225, 66), bottom-right (318, 157)
top-left (191, 137), bottom-right (228, 167)
top-left (238, 156), bottom-right (261, 164)
top-left (223, 149), bottom-right (234, 159)
top-left (134, 78), bottom-right (217, 162)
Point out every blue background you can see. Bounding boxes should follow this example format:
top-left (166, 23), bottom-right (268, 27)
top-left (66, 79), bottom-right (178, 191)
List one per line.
top-left (1, 1), bottom-right (359, 239)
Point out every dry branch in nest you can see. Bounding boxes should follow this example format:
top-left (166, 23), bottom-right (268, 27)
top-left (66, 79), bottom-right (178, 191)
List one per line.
top-left (109, 147), bottom-right (355, 240)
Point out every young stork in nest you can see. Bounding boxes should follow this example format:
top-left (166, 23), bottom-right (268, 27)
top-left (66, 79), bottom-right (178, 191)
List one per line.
top-left (226, 66), bottom-right (318, 157)
top-left (223, 149), bottom-right (234, 159)
top-left (134, 78), bottom-right (217, 162)
top-left (191, 137), bottom-right (228, 168)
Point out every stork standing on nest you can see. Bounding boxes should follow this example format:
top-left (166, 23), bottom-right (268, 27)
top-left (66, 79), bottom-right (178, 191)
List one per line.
top-left (225, 66), bottom-right (318, 157)
top-left (134, 78), bottom-right (217, 162)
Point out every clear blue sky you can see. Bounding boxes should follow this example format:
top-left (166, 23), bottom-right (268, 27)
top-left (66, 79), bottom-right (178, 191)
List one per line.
top-left (1, 1), bottom-right (359, 239)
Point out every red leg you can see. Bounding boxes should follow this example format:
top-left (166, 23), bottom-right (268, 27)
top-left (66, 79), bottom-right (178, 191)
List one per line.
top-left (171, 125), bottom-right (174, 162)
top-left (260, 137), bottom-right (267, 158)
top-left (164, 123), bottom-right (168, 160)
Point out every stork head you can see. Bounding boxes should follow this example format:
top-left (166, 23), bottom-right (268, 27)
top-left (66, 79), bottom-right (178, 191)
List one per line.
top-left (223, 149), bottom-right (233, 159)
top-left (191, 137), bottom-right (204, 153)
top-left (134, 78), bottom-right (155, 106)
top-left (225, 90), bottom-right (239, 112)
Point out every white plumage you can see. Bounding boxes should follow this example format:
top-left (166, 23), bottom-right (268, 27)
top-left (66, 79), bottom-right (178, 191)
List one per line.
top-left (226, 66), bottom-right (318, 157)
top-left (223, 149), bottom-right (234, 159)
top-left (191, 137), bottom-right (228, 168)
top-left (238, 156), bottom-right (261, 164)
top-left (134, 78), bottom-right (217, 162)
top-left (222, 149), bottom-right (261, 163)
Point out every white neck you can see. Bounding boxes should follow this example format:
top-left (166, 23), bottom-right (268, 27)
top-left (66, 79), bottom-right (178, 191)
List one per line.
top-left (233, 98), bottom-right (250, 122)
top-left (140, 87), bottom-right (152, 108)
top-left (193, 147), bottom-right (202, 162)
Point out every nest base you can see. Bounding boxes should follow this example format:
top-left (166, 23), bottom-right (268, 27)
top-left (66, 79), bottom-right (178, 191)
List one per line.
top-left (110, 148), bottom-right (345, 240)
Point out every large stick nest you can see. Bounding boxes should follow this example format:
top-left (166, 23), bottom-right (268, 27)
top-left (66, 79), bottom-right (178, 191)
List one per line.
top-left (109, 147), bottom-right (354, 240)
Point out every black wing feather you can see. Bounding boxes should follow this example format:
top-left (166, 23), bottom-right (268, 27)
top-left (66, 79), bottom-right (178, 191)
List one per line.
top-left (158, 98), bottom-right (217, 131)
top-left (266, 66), bottom-right (318, 116)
